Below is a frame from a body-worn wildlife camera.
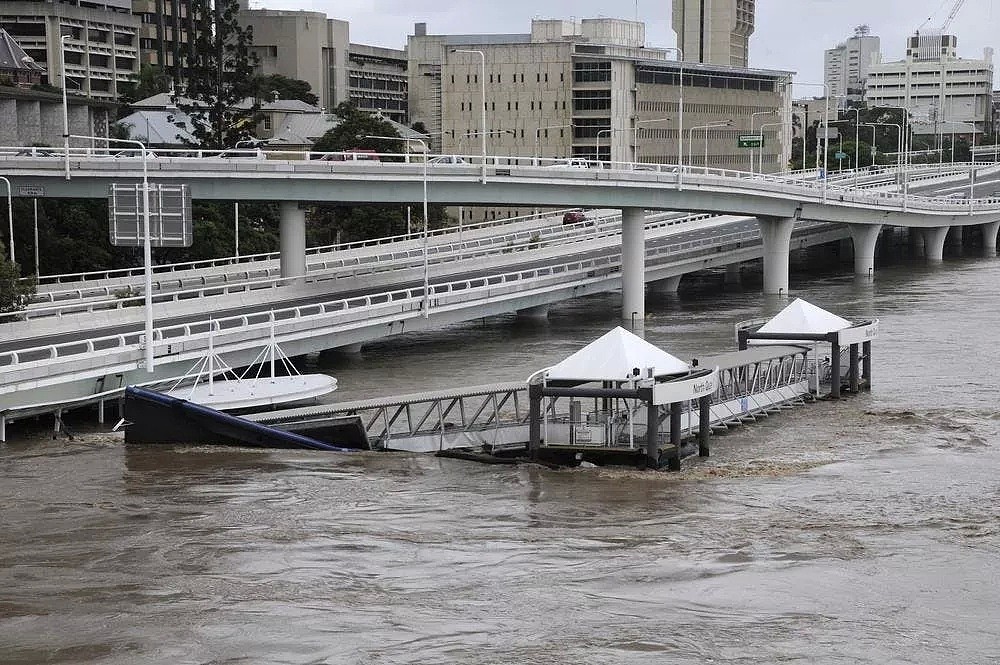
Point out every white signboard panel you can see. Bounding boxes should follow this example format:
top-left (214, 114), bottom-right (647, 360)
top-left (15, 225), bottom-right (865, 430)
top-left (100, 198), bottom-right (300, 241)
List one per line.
top-left (652, 368), bottom-right (719, 405)
top-left (109, 183), bottom-right (193, 247)
top-left (837, 320), bottom-right (879, 346)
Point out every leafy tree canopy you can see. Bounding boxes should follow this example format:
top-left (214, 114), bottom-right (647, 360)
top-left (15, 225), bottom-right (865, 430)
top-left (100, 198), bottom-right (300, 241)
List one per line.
top-left (173, 0), bottom-right (259, 149)
top-left (254, 74), bottom-right (318, 106)
top-left (118, 64), bottom-right (172, 111)
top-left (312, 103), bottom-right (401, 154)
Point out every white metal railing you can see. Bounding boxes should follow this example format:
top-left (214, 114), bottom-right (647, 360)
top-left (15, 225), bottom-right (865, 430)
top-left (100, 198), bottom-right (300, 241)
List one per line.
top-left (3, 146), bottom-right (999, 214)
top-left (12, 210), bottom-right (710, 321)
top-left (0, 219), bottom-right (837, 372)
top-left (27, 206), bottom-right (583, 287)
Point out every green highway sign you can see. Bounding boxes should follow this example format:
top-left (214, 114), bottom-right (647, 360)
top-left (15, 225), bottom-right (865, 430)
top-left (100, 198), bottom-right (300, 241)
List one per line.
top-left (738, 134), bottom-right (764, 148)
top-left (835, 151), bottom-right (848, 160)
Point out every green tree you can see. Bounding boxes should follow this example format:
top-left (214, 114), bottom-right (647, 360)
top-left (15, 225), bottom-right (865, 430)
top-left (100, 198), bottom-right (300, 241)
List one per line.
top-left (312, 102), bottom-right (401, 154)
top-left (118, 64), bottom-right (172, 111)
top-left (0, 242), bottom-right (35, 314)
top-left (254, 74), bottom-right (318, 106)
top-left (173, 0), bottom-right (259, 149)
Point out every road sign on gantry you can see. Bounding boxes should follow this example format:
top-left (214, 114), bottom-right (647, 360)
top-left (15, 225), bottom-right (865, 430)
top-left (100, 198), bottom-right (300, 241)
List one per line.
top-left (738, 135), bottom-right (764, 148)
top-left (109, 183), bottom-right (193, 247)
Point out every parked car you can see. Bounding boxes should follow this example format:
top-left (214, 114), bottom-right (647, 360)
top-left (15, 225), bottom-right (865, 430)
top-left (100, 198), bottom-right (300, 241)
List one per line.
top-left (211, 148), bottom-right (266, 160)
top-left (428, 155), bottom-right (467, 165)
top-left (15, 148), bottom-right (58, 157)
top-left (562, 210), bottom-right (587, 225)
top-left (546, 158), bottom-right (590, 169)
top-left (317, 149), bottom-right (380, 162)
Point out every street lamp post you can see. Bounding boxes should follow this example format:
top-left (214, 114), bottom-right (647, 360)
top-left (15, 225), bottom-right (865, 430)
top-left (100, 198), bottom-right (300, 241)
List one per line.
top-left (758, 121), bottom-right (785, 175)
top-left (450, 49), bottom-right (487, 183)
top-left (366, 135), bottom-right (431, 317)
top-left (792, 82), bottom-right (831, 199)
top-left (60, 33), bottom-right (71, 181)
top-left (661, 47), bottom-right (684, 190)
top-left (0, 177), bottom-right (12, 263)
top-left (631, 117), bottom-right (671, 164)
top-left (688, 121), bottom-right (731, 174)
top-left (70, 134), bottom-right (154, 372)
top-left (33, 199), bottom-right (39, 279)
top-left (845, 107), bottom-right (861, 185)
top-left (874, 105), bottom-right (911, 207)
top-left (861, 124), bottom-right (878, 167)
top-left (534, 124), bottom-right (574, 166)
top-left (749, 110), bottom-right (776, 175)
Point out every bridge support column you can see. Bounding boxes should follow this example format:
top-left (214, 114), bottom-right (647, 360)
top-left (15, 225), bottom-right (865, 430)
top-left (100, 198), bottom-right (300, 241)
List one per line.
top-left (724, 263), bottom-right (741, 285)
top-left (923, 226), bottom-right (950, 262)
top-left (758, 216), bottom-right (795, 296)
top-left (279, 201), bottom-right (307, 281)
top-left (982, 221), bottom-right (1000, 252)
top-left (850, 223), bottom-right (882, 279)
top-left (621, 208), bottom-right (646, 324)
top-left (517, 304), bottom-right (550, 320)
top-left (649, 275), bottom-right (682, 294)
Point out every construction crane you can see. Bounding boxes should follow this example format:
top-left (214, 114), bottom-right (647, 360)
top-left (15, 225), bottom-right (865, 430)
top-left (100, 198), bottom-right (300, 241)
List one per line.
top-left (917, 0), bottom-right (966, 33)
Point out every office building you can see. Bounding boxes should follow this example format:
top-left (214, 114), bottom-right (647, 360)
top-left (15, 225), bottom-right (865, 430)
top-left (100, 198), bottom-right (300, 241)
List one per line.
top-left (131, 0), bottom-right (197, 84)
top-left (672, 0), bottom-right (755, 68)
top-left (409, 18), bottom-right (791, 222)
top-left (0, 0), bottom-right (140, 100)
top-left (866, 34), bottom-right (994, 136)
top-left (824, 26), bottom-right (880, 102)
top-left (239, 7), bottom-right (408, 121)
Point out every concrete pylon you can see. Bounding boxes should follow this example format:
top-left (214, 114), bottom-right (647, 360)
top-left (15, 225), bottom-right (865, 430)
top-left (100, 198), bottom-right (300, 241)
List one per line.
top-left (649, 275), bottom-right (682, 294)
top-left (850, 223), bottom-right (882, 279)
top-left (758, 216), bottom-right (795, 296)
top-left (923, 226), bottom-right (950, 262)
top-left (279, 201), bottom-right (307, 280)
top-left (621, 208), bottom-right (646, 322)
top-left (517, 304), bottom-right (550, 320)
top-left (982, 221), bottom-right (1000, 252)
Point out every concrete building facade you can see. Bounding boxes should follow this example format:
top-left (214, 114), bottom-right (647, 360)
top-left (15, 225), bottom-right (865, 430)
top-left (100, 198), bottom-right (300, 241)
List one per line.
top-left (238, 8), bottom-right (407, 121)
top-left (1, 0), bottom-right (140, 100)
top-left (408, 18), bottom-right (790, 171)
top-left (866, 34), bottom-right (994, 136)
top-left (0, 84), bottom-right (114, 146)
top-left (672, 0), bottom-right (755, 68)
top-left (131, 0), bottom-right (196, 84)
top-left (824, 29), bottom-right (880, 102)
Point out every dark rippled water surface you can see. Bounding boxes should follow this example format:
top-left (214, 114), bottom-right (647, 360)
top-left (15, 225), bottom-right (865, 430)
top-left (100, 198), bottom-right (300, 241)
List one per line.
top-left (4, 249), bottom-right (1000, 663)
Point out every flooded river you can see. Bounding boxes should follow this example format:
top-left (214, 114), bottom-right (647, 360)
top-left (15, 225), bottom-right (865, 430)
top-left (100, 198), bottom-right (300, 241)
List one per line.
top-left (3, 247), bottom-right (1000, 663)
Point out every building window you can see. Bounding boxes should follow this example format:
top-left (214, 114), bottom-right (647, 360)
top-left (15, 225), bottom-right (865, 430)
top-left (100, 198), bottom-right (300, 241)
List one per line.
top-left (537, 73), bottom-right (540, 82)
top-left (263, 116), bottom-right (271, 130)
top-left (573, 60), bottom-right (611, 83)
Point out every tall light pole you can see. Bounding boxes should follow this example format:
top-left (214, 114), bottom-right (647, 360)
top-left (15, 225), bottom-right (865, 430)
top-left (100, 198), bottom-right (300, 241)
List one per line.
top-left (534, 123), bottom-right (574, 165)
top-left (632, 117), bottom-right (671, 164)
top-left (33, 199), bottom-right (39, 279)
top-left (450, 49), bottom-right (486, 183)
top-left (874, 105), bottom-right (911, 208)
top-left (792, 82), bottom-right (831, 201)
top-left (70, 134), bottom-right (154, 372)
top-left (367, 135), bottom-right (430, 317)
top-left (60, 33), bottom-right (71, 181)
top-left (861, 124), bottom-right (878, 167)
top-left (844, 107), bottom-right (861, 185)
top-left (0, 177), bottom-right (12, 263)
top-left (688, 121), bottom-right (731, 174)
top-left (662, 47), bottom-right (684, 190)
top-left (750, 110), bottom-right (775, 175)
top-left (758, 121), bottom-right (785, 175)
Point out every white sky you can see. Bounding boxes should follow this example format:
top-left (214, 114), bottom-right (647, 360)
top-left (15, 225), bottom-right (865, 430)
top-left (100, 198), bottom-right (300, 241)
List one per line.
top-left (255, 0), bottom-right (999, 89)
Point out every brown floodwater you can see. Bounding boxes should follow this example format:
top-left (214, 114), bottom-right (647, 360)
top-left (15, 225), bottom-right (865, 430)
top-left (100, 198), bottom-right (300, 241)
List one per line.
top-left (3, 247), bottom-right (1000, 664)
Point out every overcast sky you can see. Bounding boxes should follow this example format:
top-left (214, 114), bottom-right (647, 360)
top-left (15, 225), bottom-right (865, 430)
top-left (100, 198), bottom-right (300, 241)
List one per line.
top-left (256, 0), bottom-right (999, 89)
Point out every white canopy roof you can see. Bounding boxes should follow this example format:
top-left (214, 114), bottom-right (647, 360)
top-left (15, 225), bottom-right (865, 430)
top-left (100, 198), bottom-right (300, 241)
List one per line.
top-left (544, 327), bottom-right (689, 382)
top-left (751, 298), bottom-right (851, 344)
